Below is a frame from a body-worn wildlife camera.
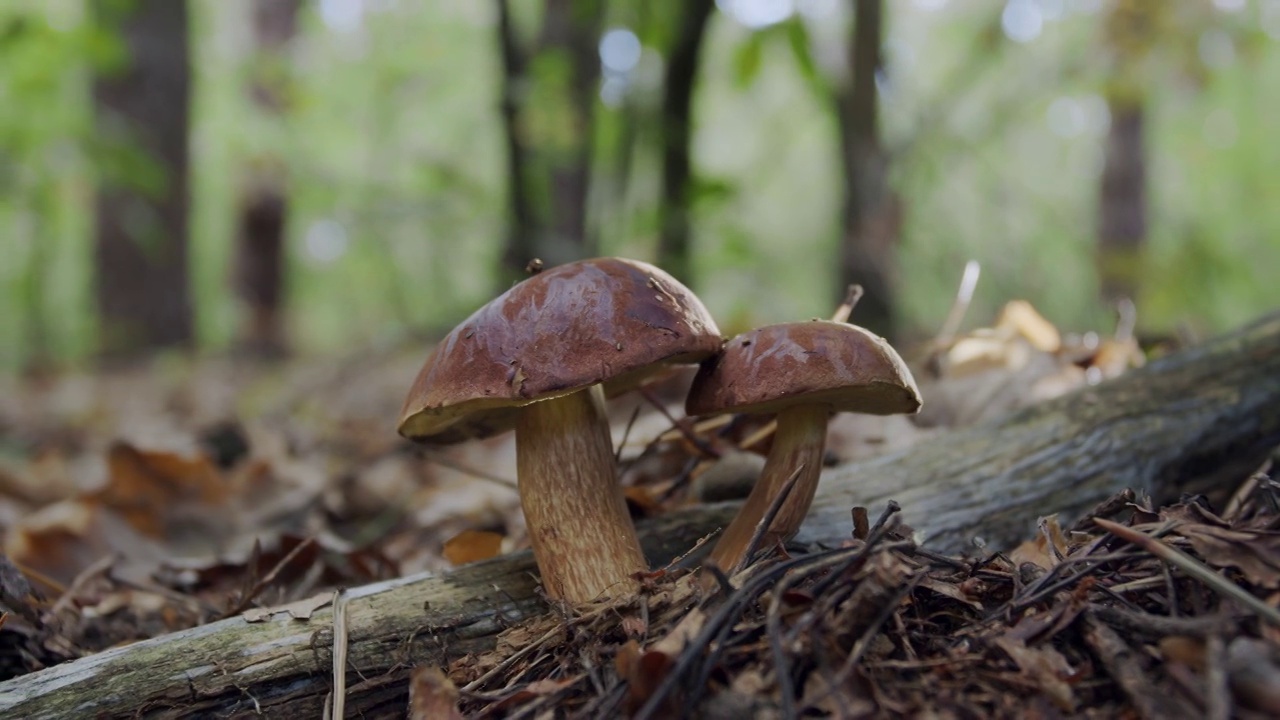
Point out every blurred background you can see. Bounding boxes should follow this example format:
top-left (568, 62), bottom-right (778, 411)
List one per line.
top-left (0, 0), bottom-right (1277, 371)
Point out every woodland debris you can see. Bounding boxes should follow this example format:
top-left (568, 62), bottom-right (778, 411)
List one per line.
top-left (0, 311), bottom-right (1276, 716)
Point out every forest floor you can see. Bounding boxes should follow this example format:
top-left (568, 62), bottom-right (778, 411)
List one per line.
top-left (0, 303), bottom-right (1277, 717)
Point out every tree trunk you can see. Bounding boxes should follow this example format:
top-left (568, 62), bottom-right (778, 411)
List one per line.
top-left (2, 311), bottom-right (1277, 718)
top-left (92, 0), bottom-right (193, 358)
top-left (497, 0), bottom-right (604, 286)
top-left (233, 0), bottom-right (301, 358)
top-left (655, 0), bottom-right (715, 286)
top-left (1096, 0), bottom-right (1152, 305)
top-left (837, 0), bottom-right (898, 339)
top-left (1097, 100), bottom-right (1146, 304)
top-left (496, 0), bottom-right (538, 284)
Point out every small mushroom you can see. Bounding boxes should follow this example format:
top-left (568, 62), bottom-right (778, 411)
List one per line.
top-left (685, 320), bottom-right (921, 577)
top-left (398, 257), bottom-right (722, 603)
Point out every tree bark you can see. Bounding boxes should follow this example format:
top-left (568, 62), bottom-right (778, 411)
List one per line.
top-left (1096, 0), bottom-right (1153, 305)
top-left (496, 0), bottom-right (538, 284)
top-left (1097, 99), bottom-right (1146, 304)
top-left (837, 0), bottom-right (898, 339)
top-left (655, 0), bottom-right (715, 286)
top-left (92, 0), bottom-right (193, 358)
top-left (233, 0), bottom-right (301, 358)
top-left (497, 0), bottom-right (604, 287)
top-left (2, 311), bottom-right (1278, 717)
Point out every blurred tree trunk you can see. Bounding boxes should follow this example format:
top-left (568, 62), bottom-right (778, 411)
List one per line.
top-left (655, 0), bottom-right (714, 286)
top-left (496, 0), bottom-right (604, 287)
top-left (17, 188), bottom-right (50, 375)
top-left (233, 0), bottom-right (301, 358)
top-left (92, 0), bottom-right (193, 358)
top-left (1097, 0), bottom-right (1153, 305)
top-left (837, 0), bottom-right (899, 339)
top-left (496, 0), bottom-right (537, 281)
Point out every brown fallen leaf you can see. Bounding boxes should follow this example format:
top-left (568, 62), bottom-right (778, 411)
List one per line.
top-left (92, 442), bottom-right (227, 538)
top-left (407, 666), bottom-right (464, 720)
top-left (993, 635), bottom-right (1078, 712)
top-left (918, 576), bottom-right (984, 611)
top-left (442, 529), bottom-right (505, 566)
top-left (490, 675), bottom-right (581, 711)
top-left (1177, 523), bottom-right (1280, 589)
top-left (997, 299), bottom-right (1062, 353)
top-left (1159, 636), bottom-right (1206, 671)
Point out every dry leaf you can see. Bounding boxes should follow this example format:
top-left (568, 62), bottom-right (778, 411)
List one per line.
top-left (92, 442), bottom-right (226, 538)
top-left (650, 607), bottom-right (705, 657)
top-left (492, 676), bottom-right (580, 711)
top-left (1009, 538), bottom-right (1053, 573)
top-left (1158, 636), bottom-right (1206, 670)
top-left (918, 576), bottom-right (984, 610)
top-left (802, 669), bottom-right (875, 717)
top-left (522, 677), bottom-right (576, 696)
top-left (1178, 524), bottom-right (1280, 589)
top-left (996, 300), bottom-right (1061, 352)
top-left (407, 666), bottom-right (464, 720)
top-left (442, 529), bottom-right (505, 566)
top-left (993, 635), bottom-right (1078, 712)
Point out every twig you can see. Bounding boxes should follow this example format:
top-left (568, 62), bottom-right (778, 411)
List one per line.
top-left (1092, 518), bottom-right (1280, 628)
top-left (1088, 605), bottom-right (1231, 639)
top-left (738, 419), bottom-right (778, 451)
top-left (1082, 614), bottom-right (1184, 720)
top-left (809, 500), bottom-right (901, 598)
top-left (1205, 634), bottom-right (1230, 720)
top-left (838, 572), bottom-right (922, 677)
top-left (1113, 297), bottom-right (1137, 342)
top-left (765, 565), bottom-right (813, 720)
top-left (223, 537), bottom-right (317, 619)
top-left (1223, 469), bottom-right (1269, 521)
top-left (326, 589), bottom-right (348, 720)
top-left (50, 554), bottom-right (116, 617)
top-left (614, 404), bottom-right (643, 464)
top-left (739, 465), bottom-right (805, 569)
top-left (9, 559), bottom-right (67, 597)
top-left (421, 450), bottom-right (518, 489)
top-left (635, 547), bottom-right (861, 720)
top-left (638, 386), bottom-right (717, 458)
top-left (831, 284), bottom-right (864, 324)
top-left (462, 620), bottom-right (564, 693)
top-left (935, 260), bottom-right (981, 345)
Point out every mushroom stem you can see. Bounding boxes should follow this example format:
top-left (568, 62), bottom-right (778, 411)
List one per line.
top-left (515, 384), bottom-right (647, 603)
top-left (704, 403), bottom-right (829, 577)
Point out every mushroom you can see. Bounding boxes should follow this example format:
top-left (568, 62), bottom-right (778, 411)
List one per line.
top-left (398, 257), bottom-right (722, 603)
top-left (685, 320), bottom-right (921, 577)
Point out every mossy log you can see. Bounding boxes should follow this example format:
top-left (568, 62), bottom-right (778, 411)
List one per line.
top-left (1, 312), bottom-right (1277, 718)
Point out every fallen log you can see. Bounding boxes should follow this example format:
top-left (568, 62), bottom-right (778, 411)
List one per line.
top-left (2, 311), bottom-right (1278, 718)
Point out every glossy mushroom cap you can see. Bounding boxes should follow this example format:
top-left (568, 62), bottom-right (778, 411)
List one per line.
top-left (686, 320), bottom-right (921, 418)
top-left (399, 258), bottom-right (722, 444)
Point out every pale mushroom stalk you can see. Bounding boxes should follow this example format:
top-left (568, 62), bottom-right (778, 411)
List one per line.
top-left (704, 403), bottom-right (828, 575)
top-left (516, 385), bottom-right (646, 602)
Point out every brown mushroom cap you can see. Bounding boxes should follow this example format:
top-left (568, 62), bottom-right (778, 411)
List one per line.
top-left (399, 258), bottom-right (722, 443)
top-left (685, 320), bottom-right (921, 417)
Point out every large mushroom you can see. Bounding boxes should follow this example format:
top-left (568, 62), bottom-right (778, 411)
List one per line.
top-left (686, 320), bottom-right (921, 577)
top-left (398, 258), bottom-right (722, 603)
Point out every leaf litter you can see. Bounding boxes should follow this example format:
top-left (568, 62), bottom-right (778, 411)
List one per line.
top-left (1, 297), bottom-right (1277, 717)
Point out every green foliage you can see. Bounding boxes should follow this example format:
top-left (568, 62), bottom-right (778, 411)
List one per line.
top-left (0, 1), bottom-right (1276, 370)
top-left (731, 29), bottom-right (764, 88)
top-left (731, 18), bottom-right (823, 100)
